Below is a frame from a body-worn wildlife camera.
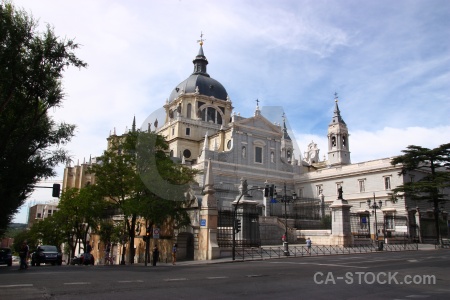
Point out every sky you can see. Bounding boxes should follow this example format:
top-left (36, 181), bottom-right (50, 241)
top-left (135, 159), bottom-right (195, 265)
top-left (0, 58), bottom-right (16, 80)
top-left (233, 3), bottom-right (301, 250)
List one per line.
top-left (11, 0), bottom-right (450, 223)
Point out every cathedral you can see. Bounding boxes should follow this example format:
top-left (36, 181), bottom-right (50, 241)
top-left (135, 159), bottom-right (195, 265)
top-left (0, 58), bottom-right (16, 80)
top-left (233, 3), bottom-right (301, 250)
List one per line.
top-left (63, 39), bottom-right (448, 262)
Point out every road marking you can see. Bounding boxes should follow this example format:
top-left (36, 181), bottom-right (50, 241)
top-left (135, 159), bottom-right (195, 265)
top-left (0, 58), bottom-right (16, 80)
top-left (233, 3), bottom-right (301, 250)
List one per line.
top-left (164, 278), bottom-right (187, 281)
top-left (405, 295), bottom-right (431, 298)
top-left (246, 274), bottom-right (263, 277)
top-left (64, 282), bottom-right (91, 285)
top-left (118, 280), bottom-right (144, 283)
top-left (0, 284), bottom-right (33, 288)
top-left (408, 259), bottom-right (418, 262)
top-left (269, 261), bottom-right (368, 269)
top-left (207, 276), bottom-right (228, 279)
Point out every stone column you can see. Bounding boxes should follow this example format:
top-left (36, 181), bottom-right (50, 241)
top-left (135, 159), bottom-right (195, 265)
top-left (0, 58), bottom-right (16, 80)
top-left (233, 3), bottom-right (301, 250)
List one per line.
top-left (330, 187), bottom-right (353, 246)
top-left (197, 159), bottom-right (220, 260)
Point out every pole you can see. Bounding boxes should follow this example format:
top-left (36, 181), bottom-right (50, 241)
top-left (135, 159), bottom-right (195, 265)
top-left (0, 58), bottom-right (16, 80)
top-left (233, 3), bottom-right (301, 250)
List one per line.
top-left (232, 193), bottom-right (244, 261)
top-left (283, 183), bottom-right (289, 256)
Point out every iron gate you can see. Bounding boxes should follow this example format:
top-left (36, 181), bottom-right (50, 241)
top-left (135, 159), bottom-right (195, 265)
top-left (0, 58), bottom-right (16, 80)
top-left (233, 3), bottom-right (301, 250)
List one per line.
top-left (217, 208), bottom-right (260, 248)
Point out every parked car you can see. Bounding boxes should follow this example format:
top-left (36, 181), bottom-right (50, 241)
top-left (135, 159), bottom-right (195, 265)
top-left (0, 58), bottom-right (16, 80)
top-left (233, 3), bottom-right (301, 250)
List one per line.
top-left (70, 253), bottom-right (94, 265)
top-left (0, 248), bottom-right (12, 266)
top-left (31, 245), bottom-right (62, 266)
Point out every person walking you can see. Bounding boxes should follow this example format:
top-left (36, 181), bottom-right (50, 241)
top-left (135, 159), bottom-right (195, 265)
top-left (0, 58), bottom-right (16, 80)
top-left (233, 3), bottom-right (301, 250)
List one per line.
top-left (152, 245), bottom-right (159, 266)
top-left (306, 237), bottom-right (312, 254)
top-left (104, 243), bottom-right (112, 265)
top-left (172, 243), bottom-right (177, 265)
top-left (19, 241), bottom-right (29, 270)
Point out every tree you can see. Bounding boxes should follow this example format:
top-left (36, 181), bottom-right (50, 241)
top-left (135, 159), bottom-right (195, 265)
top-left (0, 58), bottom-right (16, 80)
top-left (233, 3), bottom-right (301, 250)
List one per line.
top-left (0, 2), bottom-right (87, 236)
top-left (55, 186), bottom-right (105, 262)
top-left (27, 215), bottom-right (65, 248)
top-left (90, 128), bottom-right (197, 264)
top-left (391, 143), bottom-right (450, 245)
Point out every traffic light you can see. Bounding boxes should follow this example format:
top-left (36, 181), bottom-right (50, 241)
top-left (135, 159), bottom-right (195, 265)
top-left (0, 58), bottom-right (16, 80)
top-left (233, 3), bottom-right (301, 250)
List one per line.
top-left (264, 185), bottom-right (269, 197)
top-left (235, 219), bottom-right (241, 233)
top-left (144, 227), bottom-right (151, 242)
top-left (269, 184), bottom-right (275, 198)
top-left (52, 183), bottom-right (60, 197)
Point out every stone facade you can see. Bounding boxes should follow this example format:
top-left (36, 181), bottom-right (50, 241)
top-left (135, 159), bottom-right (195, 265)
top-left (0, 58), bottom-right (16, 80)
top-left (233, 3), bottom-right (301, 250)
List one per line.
top-left (62, 42), bottom-right (449, 260)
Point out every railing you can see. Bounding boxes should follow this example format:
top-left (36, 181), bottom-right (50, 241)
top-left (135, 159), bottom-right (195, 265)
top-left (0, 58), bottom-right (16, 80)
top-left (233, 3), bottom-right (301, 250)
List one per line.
top-left (233, 243), bottom-right (419, 260)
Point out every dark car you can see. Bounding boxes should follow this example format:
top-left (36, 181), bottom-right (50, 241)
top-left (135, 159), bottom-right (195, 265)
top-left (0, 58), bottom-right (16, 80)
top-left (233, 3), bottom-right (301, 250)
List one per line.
top-left (70, 253), bottom-right (94, 265)
top-left (0, 248), bottom-right (12, 266)
top-left (31, 245), bottom-right (62, 266)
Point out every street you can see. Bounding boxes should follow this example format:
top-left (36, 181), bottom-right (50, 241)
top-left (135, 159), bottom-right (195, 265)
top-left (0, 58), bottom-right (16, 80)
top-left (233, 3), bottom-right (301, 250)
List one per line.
top-left (0, 249), bottom-right (449, 299)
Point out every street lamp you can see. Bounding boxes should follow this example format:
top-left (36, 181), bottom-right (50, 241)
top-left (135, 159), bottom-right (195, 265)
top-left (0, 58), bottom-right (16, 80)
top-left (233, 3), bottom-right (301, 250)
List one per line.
top-left (367, 193), bottom-right (382, 249)
top-left (281, 182), bottom-right (297, 256)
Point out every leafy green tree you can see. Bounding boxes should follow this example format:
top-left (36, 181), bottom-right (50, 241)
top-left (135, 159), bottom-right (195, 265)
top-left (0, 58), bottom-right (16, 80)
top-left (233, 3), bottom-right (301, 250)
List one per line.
top-left (27, 215), bottom-right (65, 248)
top-left (55, 186), bottom-right (106, 261)
top-left (391, 143), bottom-right (450, 244)
top-left (90, 129), bottom-right (197, 264)
top-left (0, 2), bottom-right (87, 236)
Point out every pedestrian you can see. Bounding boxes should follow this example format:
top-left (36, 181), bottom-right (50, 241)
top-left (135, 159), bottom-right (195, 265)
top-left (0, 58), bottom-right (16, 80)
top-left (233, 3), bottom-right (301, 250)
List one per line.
top-left (19, 241), bottom-right (29, 270)
top-left (172, 243), bottom-right (177, 265)
top-left (152, 245), bottom-right (159, 266)
top-left (85, 241), bottom-right (93, 265)
top-left (306, 237), bottom-right (312, 254)
top-left (104, 243), bottom-right (111, 265)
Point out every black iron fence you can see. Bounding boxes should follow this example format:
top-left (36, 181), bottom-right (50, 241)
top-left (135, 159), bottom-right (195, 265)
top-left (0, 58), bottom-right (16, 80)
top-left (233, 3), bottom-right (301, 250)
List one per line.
top-left (217, 208), bottom-right (260, 248)
top-left (233, 243), bottom-right (419, 260)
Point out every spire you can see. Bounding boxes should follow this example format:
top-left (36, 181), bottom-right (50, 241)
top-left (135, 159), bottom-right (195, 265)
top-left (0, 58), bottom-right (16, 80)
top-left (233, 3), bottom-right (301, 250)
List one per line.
top-left (203, 131), bottom-right (209, 150)
top-left (282, 112), bottom-right (291, 140)
top-left (254, 99), bottom-right (261, 116)
top-left (203, 159), bottom-right (215, 195)
top-left (193, 32), bottom-right (210, 77)
top-left (132, 115), bottom-right (136, 132)
top-left (330, 92), bottom-right (346, 125)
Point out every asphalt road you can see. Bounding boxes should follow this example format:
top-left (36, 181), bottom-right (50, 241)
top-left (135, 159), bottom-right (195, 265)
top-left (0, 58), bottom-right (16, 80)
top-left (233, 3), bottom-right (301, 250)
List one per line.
top-left (0, 249), bottom-right (449, 300)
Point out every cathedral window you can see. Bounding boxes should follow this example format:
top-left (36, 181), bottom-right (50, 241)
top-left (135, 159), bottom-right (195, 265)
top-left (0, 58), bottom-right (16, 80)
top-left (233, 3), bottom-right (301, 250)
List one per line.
top-left (183, 149), bottom-right (191, 158)
top-left (255, 146), bottom-right (263, 163)
top-left (185, 128), bottom-right (191, 136)
top-left (242, 146), bottom-right (246, 158)
top-left (331, 136), bottom-right (336, 147)
top-left (385, 215), bottom-right (395, 230)
top-left (270, 151), bottom-right (274, 163)
top-left (316, 185), bottom-right (323, 197)
top-left (384, 176), bottom-right (391, 190)
top-left (342, 135), bottom-right (347, 148)
top-left (187, 103), bottom-right (192, 119)
top-left (201, 106), bottom-right (223, 125)
top-left (358, 179), bottom-right (366, 193)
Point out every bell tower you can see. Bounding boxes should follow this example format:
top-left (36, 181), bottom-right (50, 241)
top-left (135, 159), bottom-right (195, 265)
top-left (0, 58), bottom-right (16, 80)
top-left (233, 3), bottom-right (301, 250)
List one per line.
top-left (327, 94), bottom-right (351, 166)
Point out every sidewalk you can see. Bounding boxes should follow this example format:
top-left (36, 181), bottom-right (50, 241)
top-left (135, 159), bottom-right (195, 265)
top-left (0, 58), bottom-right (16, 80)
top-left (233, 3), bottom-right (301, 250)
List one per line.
top-left (131, 243), bottom-right (441, 267)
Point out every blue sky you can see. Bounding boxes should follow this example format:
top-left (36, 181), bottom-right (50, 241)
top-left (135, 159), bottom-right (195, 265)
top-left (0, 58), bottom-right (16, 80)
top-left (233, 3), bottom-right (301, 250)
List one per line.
top-left (11, 0), bottom-right (450, 222)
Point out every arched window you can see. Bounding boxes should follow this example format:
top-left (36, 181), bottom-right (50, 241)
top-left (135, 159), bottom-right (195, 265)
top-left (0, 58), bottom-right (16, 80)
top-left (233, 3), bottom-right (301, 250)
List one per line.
top-left (200, 106), bottom-right (223, 125)
top-left (187, 103), bottom-right (192, 119)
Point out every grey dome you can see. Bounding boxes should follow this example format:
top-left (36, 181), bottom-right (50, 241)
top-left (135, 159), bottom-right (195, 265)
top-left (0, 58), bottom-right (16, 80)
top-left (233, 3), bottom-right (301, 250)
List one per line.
top-left (168, 45), bottom-right (228, 103)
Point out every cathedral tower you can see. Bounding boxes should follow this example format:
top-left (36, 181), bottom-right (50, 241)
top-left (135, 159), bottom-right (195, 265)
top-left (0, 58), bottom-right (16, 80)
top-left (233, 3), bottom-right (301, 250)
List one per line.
top-left (327, 94), bottom-right (351, 166)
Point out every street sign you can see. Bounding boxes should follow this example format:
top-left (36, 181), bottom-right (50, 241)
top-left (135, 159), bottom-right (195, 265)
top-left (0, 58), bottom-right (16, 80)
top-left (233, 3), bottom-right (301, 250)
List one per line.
top-left (153, 228), bottom-right (160, 239)
top-left (200, 219), bottom-right (206, 226)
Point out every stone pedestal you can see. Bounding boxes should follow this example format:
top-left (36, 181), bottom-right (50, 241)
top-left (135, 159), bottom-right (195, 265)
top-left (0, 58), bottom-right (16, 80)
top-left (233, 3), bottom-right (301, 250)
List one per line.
top-left (196, 159), bottom-right (220, 260)
top-left (330, 197), bottom-right (353, 246)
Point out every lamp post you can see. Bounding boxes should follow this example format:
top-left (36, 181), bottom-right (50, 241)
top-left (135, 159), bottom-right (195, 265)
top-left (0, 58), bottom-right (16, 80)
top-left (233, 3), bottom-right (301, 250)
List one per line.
top-left (367, 193), bottom-right (382, 248)
top-left (281, 182), bottom-right (297, 256)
